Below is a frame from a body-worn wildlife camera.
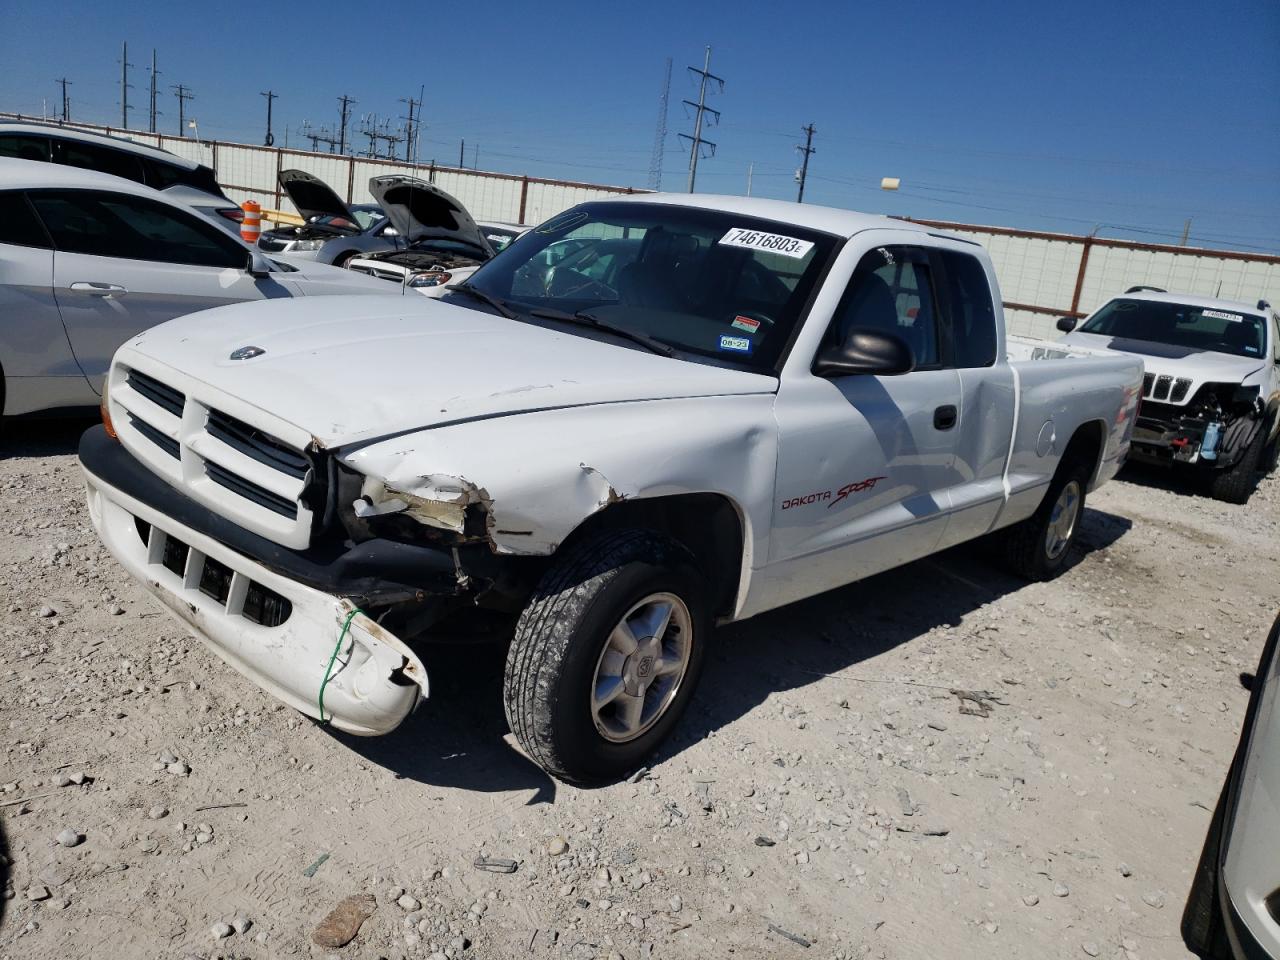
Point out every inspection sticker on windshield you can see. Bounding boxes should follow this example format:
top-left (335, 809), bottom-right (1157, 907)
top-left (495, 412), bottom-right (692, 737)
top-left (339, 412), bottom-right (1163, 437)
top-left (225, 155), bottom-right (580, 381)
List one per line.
top-left (731, 315), bottom-right (761, 333)
top-left (719, 227), bottom-right (813, 259)
top-left (719, 334), bottom-right (753, 354)
top-left (1202, 309), bottom-right (1243, 322)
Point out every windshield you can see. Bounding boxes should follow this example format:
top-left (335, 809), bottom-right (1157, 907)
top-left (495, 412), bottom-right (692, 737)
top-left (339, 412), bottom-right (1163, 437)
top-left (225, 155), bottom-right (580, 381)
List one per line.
top-left (309, 207), bottom-right (382, 233)
top-left (482, 227), bottom-right (521, 251)
top-left (1080, 298), bottom-right (1266, 359)
top-left (458, 201), bottom-right (839, 371)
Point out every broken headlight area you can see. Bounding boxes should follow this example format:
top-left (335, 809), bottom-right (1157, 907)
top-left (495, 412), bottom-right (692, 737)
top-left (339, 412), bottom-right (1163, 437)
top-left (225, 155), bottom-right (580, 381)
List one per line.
top-left (1133, 382), bottom-right (1263, 467)
top-left (334, 463), bottom-right (492, 547)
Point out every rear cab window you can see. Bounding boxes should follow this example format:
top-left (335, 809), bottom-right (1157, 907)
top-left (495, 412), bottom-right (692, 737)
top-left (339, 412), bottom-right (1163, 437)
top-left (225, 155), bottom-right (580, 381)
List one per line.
top-left (51, 138), bottom-right (146, 185)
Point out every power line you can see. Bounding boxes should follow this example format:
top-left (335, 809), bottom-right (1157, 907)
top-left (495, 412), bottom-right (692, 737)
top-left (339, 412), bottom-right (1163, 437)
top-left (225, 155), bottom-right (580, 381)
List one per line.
top-left (678, 45), bottom-right (723, 193)
top-left (54, 77), bottom-right (71, 122)
top-left (171, 83), bottom-right (192, 136)
top-left (648, 57), bottom-right (671, 191)
top-left (260, 90), bottom-right (277, 146)
top-left (795, 123), bottom-right (815, 203)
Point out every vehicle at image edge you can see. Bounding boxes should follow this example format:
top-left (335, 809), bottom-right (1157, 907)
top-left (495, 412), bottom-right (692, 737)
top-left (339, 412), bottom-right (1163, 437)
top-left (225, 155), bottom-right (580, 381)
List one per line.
top-left (0, 158), bottom-right (392, 420)
top-left (1183, 611), bottom-right (1280, 959)
top-left (257, 169), bottom-right (395, 266)
top-left (1059, 288), bottom-right (1280, 503)
top-left (0, 119), bottom-right (244, 236)
top-left (343, 176), bottom-right (516, 295)
top-left (78, 194), bottom-right (1145, 784)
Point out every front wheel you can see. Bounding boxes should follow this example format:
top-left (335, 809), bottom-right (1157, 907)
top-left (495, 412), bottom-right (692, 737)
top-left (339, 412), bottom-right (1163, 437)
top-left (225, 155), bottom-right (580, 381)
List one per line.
top-left (997, 462), bottom-right (1089, 581)
top-left (503, 529), bottom-right (708, 784)
top-left (1207, 424), bottom-right (1266, 504)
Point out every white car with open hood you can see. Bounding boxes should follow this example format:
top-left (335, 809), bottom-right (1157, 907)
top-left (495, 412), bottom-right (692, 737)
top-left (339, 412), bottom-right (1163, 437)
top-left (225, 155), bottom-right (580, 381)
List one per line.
top-left (80, 194), bottom-right (1144, 783)
top-left (344, 175), bottom-right (517, 295)
top-left (1059, 288), bottom-right (1280, 503)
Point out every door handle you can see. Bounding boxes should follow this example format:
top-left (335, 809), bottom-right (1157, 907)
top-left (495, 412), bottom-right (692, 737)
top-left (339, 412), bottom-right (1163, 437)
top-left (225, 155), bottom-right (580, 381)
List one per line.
top-left (934, 404), bottom-right (958, 430)
top-left (70, 282), bottom-right (128, 297)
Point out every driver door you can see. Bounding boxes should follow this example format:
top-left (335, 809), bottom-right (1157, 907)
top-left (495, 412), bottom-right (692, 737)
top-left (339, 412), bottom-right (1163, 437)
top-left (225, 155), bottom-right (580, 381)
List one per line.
top-left (766, 244), bottom-right (962, 605)
top-left (29, 188), bottom-right (271, 392)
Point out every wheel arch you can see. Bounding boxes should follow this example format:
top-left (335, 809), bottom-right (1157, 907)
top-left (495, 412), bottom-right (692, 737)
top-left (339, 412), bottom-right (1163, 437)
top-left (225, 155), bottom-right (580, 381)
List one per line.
top-left (555, 492), bottom-right (750, 622)
top-left (1062, 418), bottom-right (1107, 490)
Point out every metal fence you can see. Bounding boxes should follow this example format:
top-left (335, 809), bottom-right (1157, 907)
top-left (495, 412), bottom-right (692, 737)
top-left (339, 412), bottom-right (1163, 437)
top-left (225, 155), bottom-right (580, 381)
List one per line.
top-left (0, 114), bottom-right (641, 225)
top-left (6, 115), bottom-right (1278, 340)
top-left (900, 218), bottom-right (1280, 341)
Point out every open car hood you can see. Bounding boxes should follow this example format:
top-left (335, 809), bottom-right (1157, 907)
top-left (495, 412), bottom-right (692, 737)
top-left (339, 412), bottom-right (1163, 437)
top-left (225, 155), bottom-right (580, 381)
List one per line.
top-left (368, 175), bottom-right (491, 254)
top-left (278, 169), bottom-right (359, 232)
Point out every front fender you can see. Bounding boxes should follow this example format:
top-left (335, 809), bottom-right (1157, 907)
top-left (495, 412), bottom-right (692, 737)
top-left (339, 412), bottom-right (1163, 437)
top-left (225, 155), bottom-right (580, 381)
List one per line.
top-left (338, 395), bottom-right (779, 568)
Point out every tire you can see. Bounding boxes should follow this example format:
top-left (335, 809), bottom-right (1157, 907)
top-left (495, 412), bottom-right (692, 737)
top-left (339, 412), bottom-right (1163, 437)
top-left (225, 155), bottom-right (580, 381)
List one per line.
top-left (503, 529), bottom-right (709, 784)
top-left (998, 459), bottom-right (1090, 581)
top-left (333, 251), bottom-right (360, 269)
top-left (1207, 424), bottom-right (1265, 505)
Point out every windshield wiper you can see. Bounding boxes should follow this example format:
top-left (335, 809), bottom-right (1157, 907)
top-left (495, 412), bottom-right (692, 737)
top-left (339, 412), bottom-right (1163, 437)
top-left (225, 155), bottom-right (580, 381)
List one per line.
top-left (449, 283), bottom-right (517, 319)
top-left (527, 307), bottom-right (676, 358)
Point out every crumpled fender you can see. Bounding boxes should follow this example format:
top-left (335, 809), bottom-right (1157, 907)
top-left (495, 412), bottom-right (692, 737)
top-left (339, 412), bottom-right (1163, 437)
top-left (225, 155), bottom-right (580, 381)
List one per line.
top-left (339, 395), bottom-right (778, 567)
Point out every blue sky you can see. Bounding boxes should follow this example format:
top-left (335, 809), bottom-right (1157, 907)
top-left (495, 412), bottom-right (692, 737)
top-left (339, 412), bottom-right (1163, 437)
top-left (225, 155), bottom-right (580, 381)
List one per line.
top-left (2, 0), bottom-right (1277, 252)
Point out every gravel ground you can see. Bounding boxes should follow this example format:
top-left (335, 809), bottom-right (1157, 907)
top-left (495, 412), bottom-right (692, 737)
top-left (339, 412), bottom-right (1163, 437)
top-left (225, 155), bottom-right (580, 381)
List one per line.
top-left (2, 417), bottom-right (1277, 960)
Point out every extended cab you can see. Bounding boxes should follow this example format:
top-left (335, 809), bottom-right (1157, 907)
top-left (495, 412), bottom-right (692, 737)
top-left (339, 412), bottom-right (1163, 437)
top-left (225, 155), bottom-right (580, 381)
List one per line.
top-left (79, 196), bottom-right (1144, 782)
top-left (1059, 289), bottom-right (1280, 503)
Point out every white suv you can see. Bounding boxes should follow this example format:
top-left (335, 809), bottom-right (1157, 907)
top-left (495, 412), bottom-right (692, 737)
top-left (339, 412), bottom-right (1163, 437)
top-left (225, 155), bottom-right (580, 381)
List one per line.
top-left (0, 120), bottom-right (244, 235)
top-left (1059, 287), bottom-right (1280, 503)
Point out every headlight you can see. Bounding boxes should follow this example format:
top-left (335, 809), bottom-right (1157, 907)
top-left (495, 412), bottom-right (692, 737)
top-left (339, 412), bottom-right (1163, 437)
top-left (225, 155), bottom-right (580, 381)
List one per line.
top-left (290, 238), bottom-right (326, 252)
top-left (408, 271), bottom-right (451, 288)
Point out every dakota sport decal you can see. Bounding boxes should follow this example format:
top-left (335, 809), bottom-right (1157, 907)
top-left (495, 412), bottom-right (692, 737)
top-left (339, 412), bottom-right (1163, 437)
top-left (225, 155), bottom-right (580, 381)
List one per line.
top-left (780, 476), bottom-right (887, 510)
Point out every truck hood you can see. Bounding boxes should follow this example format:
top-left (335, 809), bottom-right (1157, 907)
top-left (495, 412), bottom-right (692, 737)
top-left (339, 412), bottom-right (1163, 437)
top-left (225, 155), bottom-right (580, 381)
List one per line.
top-left (368, 175), bottom-right (491, 254)
top-left (278, 169), bottom-right (358, 232)
top-left (1060, 331), bottom-right (1264, 404)
top-left (122, 295), bottom-right (776, 447)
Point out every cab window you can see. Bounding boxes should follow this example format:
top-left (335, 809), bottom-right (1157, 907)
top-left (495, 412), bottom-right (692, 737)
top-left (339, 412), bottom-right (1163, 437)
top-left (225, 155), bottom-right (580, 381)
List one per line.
top-left (826, 246), bottom-right (941, 368)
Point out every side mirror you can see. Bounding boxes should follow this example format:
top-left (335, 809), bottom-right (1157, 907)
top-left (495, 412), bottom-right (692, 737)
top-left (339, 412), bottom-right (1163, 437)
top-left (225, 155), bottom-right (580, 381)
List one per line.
top-left (814, 328), bottom-right (915, 378)
top-left (246, 249), bottom-right (273, 279)
top-left (1056, 316), bottom-right (1078, 333)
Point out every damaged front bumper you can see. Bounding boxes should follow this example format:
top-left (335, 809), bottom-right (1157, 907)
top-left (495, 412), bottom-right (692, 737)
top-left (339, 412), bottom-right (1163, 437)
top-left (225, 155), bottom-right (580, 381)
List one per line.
top-left (80, 428), bottom-right (431, 736)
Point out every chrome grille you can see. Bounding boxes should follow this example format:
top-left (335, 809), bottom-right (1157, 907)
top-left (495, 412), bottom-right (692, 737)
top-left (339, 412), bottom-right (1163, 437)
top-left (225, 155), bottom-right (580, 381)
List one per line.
top-left (350, 263), bottom-right (405, 283)
top-left (1138, 373), bottom-right (1192, 403)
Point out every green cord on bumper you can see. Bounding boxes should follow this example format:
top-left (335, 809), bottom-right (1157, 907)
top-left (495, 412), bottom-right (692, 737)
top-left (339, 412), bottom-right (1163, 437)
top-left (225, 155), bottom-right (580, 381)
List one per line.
top-left (319, 607), bottom-right (361, 724)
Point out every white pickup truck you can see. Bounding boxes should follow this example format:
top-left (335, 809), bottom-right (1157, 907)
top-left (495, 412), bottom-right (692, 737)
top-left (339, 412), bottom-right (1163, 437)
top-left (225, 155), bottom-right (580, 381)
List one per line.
top-left (80, 195), bottom-right (1144, 783)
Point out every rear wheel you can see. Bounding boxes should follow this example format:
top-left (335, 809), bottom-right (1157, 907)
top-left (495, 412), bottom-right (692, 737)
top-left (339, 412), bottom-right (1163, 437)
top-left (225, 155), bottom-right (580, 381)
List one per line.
top-left (997, 460), bottom-right (1089, 581)
top-left (1207, 425), bottom-right (1265, 505)
top-left (503, 529), bottom-right (708, 784)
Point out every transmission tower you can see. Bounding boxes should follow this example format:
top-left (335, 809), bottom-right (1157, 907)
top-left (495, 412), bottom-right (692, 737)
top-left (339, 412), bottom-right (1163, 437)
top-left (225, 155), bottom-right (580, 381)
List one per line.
top-left (648, 57), bottom-right (672, 191)
top-left (678, 46), bottom-right (723, 193)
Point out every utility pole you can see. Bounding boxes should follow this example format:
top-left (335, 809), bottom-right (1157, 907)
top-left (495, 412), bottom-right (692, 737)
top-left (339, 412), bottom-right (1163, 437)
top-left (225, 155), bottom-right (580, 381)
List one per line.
top-left (261, 90), bottom-right (277, 146)
top-left (55, 78), bottom-right (72, 122)
top-left (1179, 218), bottom-right (1192, 246)
top-left (678, 45), bottom-right (723, 193)
top-left (172, 84), bottom-right (193, 136)
top-left (119, 42), bottom-right (133, 129)
top-left (336, 95), bottom-right (355, 154)
top-left (148, 50), bottom-right (160, 133)
top-left (459, 138), bottom-right (465, 168)
top-left (795, 123), bottom-right (816, 203)
top-left (746, 162), bottom-right (753, 197)
top-left (400, 88), bottom-right (423, 163)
